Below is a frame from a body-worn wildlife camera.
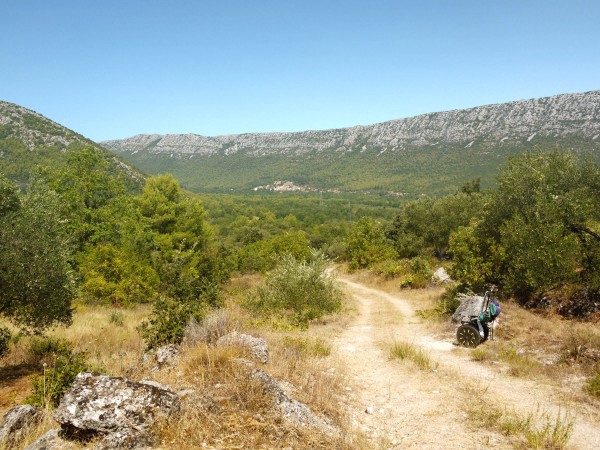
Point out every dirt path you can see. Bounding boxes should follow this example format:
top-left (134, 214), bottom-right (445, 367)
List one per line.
top-left (331, 276), bottom-right (600, 449)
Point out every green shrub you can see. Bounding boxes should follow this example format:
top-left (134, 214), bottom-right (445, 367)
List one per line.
top-left (398, 273), bottom-right (430, 289)
top-left (0, 327), bottom-right (10, 358)
top-left (26, 351), bottom-right (90, 408)
top-left (247, 250), bottom-right (342, 328)
top-left (436, 286), bottom-right (463, 315)
top-left (399, 275), bottom-right (416, 289)
top-left (385, 257), bottom-right (432, 289)
top-left (371, 259), bottom-right (407, 279)
top-left (409, 256), bottom-right (431, 276)
top-left (139, 296), bottom-right (207, 349)
top-left (25, 336), bottom-right (96, 408)
top-left (28, 336), bottom-right (74, 365)
top-left (108, 310), bottom-right (125, 327)
top-left (345, 217), bottom-right (396, 271)
top-left (586, 373), bottom-right (600, 398)
top-left (417, 285), bottom-right (463, 319)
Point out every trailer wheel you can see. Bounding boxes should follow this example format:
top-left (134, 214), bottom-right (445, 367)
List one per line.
top-left (457, 324), bottom-right (481, 348)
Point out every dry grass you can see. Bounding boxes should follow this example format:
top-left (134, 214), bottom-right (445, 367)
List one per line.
top-left (461, 381), bottom-right (574, 449)
top-left (463, 300), bottom-right (600, 391)
top-left (0, 274), bottom-right (369, 449)
top-left (465, 392), bottom-right (573, 449)
top-left (153, 327), bottom-right (361, 449)
top-left (388, 340), bottom-right (438, 370)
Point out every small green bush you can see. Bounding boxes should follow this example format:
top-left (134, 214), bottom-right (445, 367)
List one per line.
top-left (139, 296), bottom-right (206, 349)
top-left (586, 373), bottom-right (600, 398)
top-left (371, 259), bottom-right (406, 279)
top-left (26, 351), bottom-right (90, 408)
top-left (0, 327), bottom-right (11, 358)
top-left (28, 336), bottom-right (74, 365)
top-left (247, 250), bottom-right (342, 328)
top-left (108, 310), bottom-right (125, 327)
top-left (399, 273), bottom-right (430, 289)
top-left (409, 256), bottom-right (432, 277)
top-left (418, 285), bottom-right (463, 319)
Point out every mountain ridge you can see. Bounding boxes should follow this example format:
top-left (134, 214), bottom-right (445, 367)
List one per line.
top-left (102, 90), bottom-right (600, 156)
top-left (100, 90), bottom-right (600, 196)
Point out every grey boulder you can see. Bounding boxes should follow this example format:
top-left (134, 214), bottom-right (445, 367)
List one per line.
top-left (216, 331), bottom-right (269, 364)
top-left (0, 404), bottom-right (42, 447)
top-left (451, 294), bottom-right (485, 323)
top-left (53, 372), bottom-right (179, 444)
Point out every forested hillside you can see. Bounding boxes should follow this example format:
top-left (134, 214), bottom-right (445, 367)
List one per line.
top-left (0, 101), bottom-right (142, 190)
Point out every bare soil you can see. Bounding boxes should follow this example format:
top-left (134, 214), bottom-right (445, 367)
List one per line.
top-left (326, 274), bottom-right (600, 449)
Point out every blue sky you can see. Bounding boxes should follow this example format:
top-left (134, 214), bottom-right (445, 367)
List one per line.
top-left (1, 1), bottom-right (599, 141)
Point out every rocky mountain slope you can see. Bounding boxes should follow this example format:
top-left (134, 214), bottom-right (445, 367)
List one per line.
top-left (102, 90), bottom-right (600, 195)
top-left (0, 101), bottom-right (143, 189)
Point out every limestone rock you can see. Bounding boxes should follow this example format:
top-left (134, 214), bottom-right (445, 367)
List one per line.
top-left (24, 429), bottom-right (77, 450)
top-left (103, 91), bottom-right (600, 159)
top-left (0, 404), bottom-right (42, 447)
top-left (53, 372), bottom-right (180, 441)
top-left (141, 344), bottom-right (180, 371)
top-left (249, 366), bottom-right (335, 433)
top-left (94, 429), bottom-right (155, 450)
top-left (155, 344), bottom-right (179, 366)
top-left (432, 267), bottom-right (451, 284)
top-left (451, 294), bottom-right (485, 323)
top-left (217, 331), bottom-right (269, 364)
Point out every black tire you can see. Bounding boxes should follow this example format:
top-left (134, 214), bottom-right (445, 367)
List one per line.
top-left (457, 324), bottom-right (481, 348)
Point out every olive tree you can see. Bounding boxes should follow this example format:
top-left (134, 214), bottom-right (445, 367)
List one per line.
top-left (450, 150), bottom-right (600, 309)
top-left (0, 175), bottom-right (75, 331)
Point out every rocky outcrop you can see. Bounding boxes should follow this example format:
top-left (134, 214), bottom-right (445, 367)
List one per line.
top-left (216, 331), bottom-right (269, 364)
top-left (102, 90), bottom-right (600, 158)
top-left (53, 372), bottom-right (180, 447)
top-left (0, 405), bottom-right (42, 447)
top-left (0, 101), bottom-right (90, 151)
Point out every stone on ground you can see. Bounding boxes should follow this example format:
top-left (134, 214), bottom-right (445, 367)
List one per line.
top-left (216, 331), bottom-right (270, 364)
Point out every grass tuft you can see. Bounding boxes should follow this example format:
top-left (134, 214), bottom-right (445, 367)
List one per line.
top-left (108, 310), bottom-right (125, 327)
top-left (283, 335), bottom-right (331, 358)
top-left (388, 340), bottom-right (437, 370)
top-left (465, 386), bottom-right (573, 449)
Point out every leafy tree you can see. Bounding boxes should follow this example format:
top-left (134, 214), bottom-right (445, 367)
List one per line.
top-left (43, 147), bottom-right (128, 249)
top-left (0, 174), bottom-right (20, 215)
top-left (450, 150), bottom-right (600, 309)
top-left (460, 177), bottom-right (481, 194)
top-left (136, 175), bottom-right (228, 347)
top-left (138, 174), bottom-right (228, 300)
top-left (236, 230), bottom-right (312, 273)
top-left (345, 217), bottom-right (396, 270)
top-left (78, 244), bottom-right (159, 306)
top-left (387, 193), bottom-right (485, 258)
top-left (0, 175), bottom-right (75, 331)
top-left (448, 224), bottom-right (493, 291)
